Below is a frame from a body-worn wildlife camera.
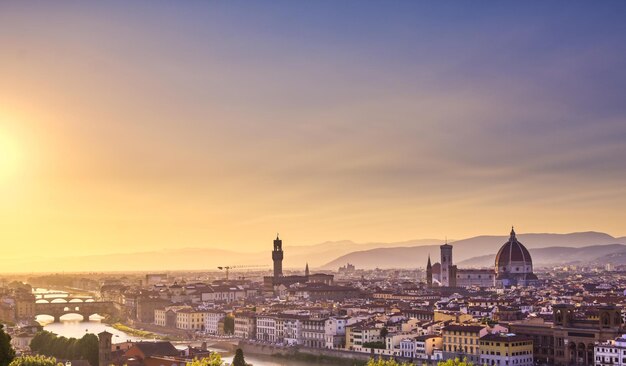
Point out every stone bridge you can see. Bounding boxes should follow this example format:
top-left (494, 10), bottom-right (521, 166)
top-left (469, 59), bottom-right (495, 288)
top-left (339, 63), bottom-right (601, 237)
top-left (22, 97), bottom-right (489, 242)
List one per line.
top-left (35, 301), bottom-right (120, 322)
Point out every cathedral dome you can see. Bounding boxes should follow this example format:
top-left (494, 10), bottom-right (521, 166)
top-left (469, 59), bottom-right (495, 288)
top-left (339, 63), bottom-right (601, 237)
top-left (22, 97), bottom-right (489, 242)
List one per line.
top-left (495, 228), bottom-right (534, 276)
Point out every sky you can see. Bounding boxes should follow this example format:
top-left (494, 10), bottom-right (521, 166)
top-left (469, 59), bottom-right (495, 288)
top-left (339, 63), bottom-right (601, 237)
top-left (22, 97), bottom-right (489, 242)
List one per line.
top-left (1, 1), bottom-right (626, 262)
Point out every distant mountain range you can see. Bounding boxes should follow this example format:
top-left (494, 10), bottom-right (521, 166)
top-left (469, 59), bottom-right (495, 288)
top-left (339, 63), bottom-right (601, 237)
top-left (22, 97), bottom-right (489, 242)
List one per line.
top-left (3, 232), bottom-right (625, 273)
top-left (457, 244), bottom-right (626, 267)
top-left (0, 238), bottom-right (442, 273)
top-left (321, 232), bottom-right (626, 270)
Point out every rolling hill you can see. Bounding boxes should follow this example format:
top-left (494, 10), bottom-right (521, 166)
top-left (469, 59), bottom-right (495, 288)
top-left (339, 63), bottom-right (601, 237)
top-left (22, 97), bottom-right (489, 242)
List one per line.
top-left (321, 232), bottom-right (626, 270)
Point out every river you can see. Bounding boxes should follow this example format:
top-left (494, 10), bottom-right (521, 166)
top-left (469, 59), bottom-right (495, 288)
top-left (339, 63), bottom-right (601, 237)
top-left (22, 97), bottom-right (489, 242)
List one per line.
top-left (33, 289), bottom-right (347, 366)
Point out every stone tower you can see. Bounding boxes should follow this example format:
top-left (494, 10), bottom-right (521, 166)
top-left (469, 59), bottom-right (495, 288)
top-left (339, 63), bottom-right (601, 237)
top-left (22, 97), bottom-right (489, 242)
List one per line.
top-left (98, 330), bottom-right (112, 366)
top-left (599, 304), bottom-right (622, 329)
top-left (305, 262), bottom-right (310, 277)
top-left (553, 304), bottom-right (574, 327)
top-left (440, 242), bottom-right (453, 287)
top-left (272, 234), bottom-right (284, 278)
top-left (426, 255), bottom-right (433, 288)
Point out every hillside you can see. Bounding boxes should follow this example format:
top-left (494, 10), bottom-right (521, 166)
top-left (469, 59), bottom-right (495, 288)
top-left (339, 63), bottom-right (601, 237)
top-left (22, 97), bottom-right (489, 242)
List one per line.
top-left (321, 232), bottom-right (626, 270)
top-left (457, 244), bottom-right (626, 268)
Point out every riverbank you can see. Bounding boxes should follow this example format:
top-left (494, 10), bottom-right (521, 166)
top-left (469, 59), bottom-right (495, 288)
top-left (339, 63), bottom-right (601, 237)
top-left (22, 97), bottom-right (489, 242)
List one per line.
top-left (238, 341), bottom-right (371, 366)
top-left (110, 323), bottom-right (170, 340)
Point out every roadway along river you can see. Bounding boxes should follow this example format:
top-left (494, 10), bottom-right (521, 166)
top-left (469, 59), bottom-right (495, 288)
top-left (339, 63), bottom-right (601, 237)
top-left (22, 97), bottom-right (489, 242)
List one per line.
top-left (40, 317), bottom-right (350, 366)
top-left (34, 289), bottom-right (347, 366)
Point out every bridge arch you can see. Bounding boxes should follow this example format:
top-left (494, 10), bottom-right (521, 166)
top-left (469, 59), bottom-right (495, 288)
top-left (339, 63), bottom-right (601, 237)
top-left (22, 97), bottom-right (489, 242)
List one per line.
top-left (35, 301), bottom-right (119, 323)
top-left (59, 313), bottom-right (85, 322)
top-left (50, 298), bottom-right (68, 303)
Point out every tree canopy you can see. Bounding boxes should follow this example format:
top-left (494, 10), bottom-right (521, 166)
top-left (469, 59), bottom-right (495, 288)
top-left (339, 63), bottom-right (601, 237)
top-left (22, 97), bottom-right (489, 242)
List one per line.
top-left (29, 331), bottom-right (98, 366)
top-left (186, 354), bottom-right (223, 366)
top-left (365, 357), bottom-right (474, 366)
top-left (232, 349), bottom-right (246, 366)
top-left (0, 324), bottom-right (16, 366)
top-left (8, 355), bottom-right (61, 366)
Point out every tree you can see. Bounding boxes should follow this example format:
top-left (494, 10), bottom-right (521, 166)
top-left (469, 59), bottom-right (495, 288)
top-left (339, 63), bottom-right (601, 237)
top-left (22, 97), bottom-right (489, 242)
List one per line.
top-left (8, 355), bottom-right (60, 366)
top-left (0, 324), bottom-right (16, 366)
top-left (223, 315), bottom-right (234, 335)
top-left (186, 354), bottom-right (223, 366)
top-left (366, 357), bottom-right (411, 366)
top-left (438, 358), bottom-right (474, 366)
top-left (380, 327), bottom-right (389, 338)
top-left (29, 331), bottom-right (98, 366)
top-left (77, 334), bottom-right (98, 366)
top-left (232, 349), bottom-right (246, 366)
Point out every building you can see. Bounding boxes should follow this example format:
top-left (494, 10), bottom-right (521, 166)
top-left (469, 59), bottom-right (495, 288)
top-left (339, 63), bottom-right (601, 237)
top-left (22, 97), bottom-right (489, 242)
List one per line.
top-left (426, 255), bottom-right (433, 288)
top-left (273, 234), bottom-right (283, 278)
top-left (175, 308), bottom-right (206, 331)
top-left (347, 323), bottom-right (383, 350)
top-left (510, 304), bottom-right (624, 366)
top-left (136, 296), bottom-right (171, 323)
top-left (281, 315), bottom-right (303, 345)
top-left (479, 333), bottom-right (534, 366)
top-left (494, 227), bottom-right (539, 287)
top-left (14, 293), bottom-right (35, 320)
top-left (302, 317), bottom-right (327, 348)
top-left (426, 227), bottom-right (533, 288)
top-left (262, 235), bottom-right (334, 293)
top-left (205, 310), bottom-right (226, 335)
top-left (594, 334), bottom-right (626, 366)
top-left (200, 285), bottom-right (246, 303)
top-left (325, 316), bottom-right (350, 349)
top-left (154, 305), bottom-right (190, 328)
top-left (442, 324), bottom-right (489, 364)
top-left (256, 315), bottom-right (277, 342)
top-left (98, 331), bottom-right (113, 366)
top-left (455, 269), bottom-right (496, 288)
top-left (400, 335), bottom-right (443, 360)
top-left (234, 312), bottom-right (256, 340)
top-left (440, 243), bottom-right (453, 287)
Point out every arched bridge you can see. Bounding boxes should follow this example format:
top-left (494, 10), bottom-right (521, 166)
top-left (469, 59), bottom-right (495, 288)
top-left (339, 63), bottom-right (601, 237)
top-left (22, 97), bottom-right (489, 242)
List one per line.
top-left (35, 301), bottom-right (120, 322)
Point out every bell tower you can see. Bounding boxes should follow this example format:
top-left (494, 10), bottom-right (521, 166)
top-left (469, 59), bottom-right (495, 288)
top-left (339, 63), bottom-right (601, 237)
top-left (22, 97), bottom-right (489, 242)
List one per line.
top-left (272, 234), bottom-right (284, 278)
top-left (98, 331), bottom-right (112, 366)
top-left (426, 255), bottom-right (433, 288)
top-left (553, 304), bottom-right (574, 327)
top-left (599, 304), bottom-right (622, 329)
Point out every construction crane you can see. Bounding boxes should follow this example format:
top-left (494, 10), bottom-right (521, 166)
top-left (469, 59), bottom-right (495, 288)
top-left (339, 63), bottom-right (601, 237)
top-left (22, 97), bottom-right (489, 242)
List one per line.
top-left (217, 264), bottom-right (267, 280)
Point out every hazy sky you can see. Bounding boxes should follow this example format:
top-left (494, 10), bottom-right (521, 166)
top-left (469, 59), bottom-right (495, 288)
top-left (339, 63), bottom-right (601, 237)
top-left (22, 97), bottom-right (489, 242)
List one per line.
top-left (1, 1), bottom-right (626, 260)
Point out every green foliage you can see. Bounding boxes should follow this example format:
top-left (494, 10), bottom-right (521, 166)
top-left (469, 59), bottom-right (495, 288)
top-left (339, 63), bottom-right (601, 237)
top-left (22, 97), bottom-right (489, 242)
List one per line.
top-left (186, 354), bottom-right (223, 366)
top-left (8, 355), bottom-right (61, 366)
top-left (223, 315), bottom-right (234, 335)
top-left (232, 349), bottom-right (246, 366)
top-left (0, 324), bottom-right (16, 366)
top-left (363, 341), bottom-right (386, 349)
top-left (380, 327), bottom-right (389, 338)
top-left (365, 357), bottom-right (474, 366)
top-left (437, 358), bottom-right (474, 366)
top-left (111, 323), bottom-right (162, 339)
top-left (29, 331), bottom-right (98, 366)
top-left (365, 357), bottom-right (412, 366)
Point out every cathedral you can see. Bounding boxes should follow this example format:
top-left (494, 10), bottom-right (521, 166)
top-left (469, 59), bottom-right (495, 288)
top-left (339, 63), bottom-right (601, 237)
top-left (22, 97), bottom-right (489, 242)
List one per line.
top-left (494, 227), bottom-right (539, 287)
top-left (426, 227), bottom-right (538, 288)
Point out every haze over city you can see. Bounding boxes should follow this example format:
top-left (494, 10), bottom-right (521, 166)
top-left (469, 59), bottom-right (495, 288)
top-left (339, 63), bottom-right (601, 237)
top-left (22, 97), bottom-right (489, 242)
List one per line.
top-left (5, 4), bottom-right (626, 366)
top-left (1, 1), bottom-right (626, 269)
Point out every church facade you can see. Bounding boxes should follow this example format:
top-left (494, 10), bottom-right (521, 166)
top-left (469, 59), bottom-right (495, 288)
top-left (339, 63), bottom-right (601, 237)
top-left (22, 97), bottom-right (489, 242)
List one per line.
top-left (426, 227), bottom-right (538, 288)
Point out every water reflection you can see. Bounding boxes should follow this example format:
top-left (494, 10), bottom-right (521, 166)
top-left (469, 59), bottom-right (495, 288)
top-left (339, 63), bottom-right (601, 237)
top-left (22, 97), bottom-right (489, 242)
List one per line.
top-left (38, 315), bottom-right (146, 343)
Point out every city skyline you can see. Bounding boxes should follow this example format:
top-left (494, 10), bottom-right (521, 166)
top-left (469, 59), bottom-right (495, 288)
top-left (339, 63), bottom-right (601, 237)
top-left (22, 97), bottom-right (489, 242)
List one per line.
top-left (1, 1), bottom-right (626, 262)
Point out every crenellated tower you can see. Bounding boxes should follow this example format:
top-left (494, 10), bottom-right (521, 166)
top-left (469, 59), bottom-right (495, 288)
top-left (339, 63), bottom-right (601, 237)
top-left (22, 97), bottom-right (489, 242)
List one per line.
top-left (272, 234), bottom-right (284, 278)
